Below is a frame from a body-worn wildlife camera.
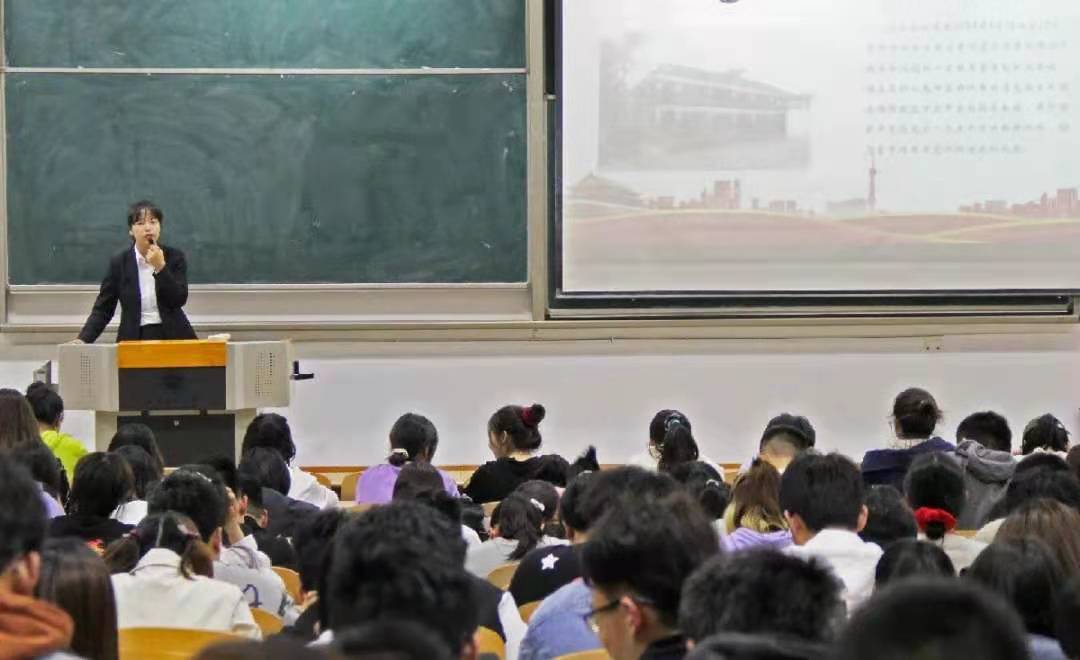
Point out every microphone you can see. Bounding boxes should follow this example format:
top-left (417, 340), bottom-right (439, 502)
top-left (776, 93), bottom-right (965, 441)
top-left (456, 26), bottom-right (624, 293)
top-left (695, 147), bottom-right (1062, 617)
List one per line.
top-left (147, 237), bottom-right (156, 247)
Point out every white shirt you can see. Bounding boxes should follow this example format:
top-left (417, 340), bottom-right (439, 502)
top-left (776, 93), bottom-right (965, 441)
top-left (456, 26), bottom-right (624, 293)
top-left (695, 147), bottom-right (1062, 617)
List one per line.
top-left (787, 529), bottom-right (883, 614)
top-left (134, 246), bottom-right (161, 326)
top-left (499, 591), bottom-right (527, 660)
top-left (214, 536), bottom-right (300, 625)
top-left (466, 536), bottom-right (569, 579)
top-left (111, 548), bottom-right (259, 638)
top-left (111, 500), bottom-right (148, 526)
top-left (288, 466), bottom-right (339, 510)
top-left (919, 532), bottom-right (987, 572)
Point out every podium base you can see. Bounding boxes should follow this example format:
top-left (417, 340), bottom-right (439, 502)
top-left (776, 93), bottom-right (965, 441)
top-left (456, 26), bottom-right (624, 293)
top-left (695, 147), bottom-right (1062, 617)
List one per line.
top-left (96, 410), bottom-right (256, 468)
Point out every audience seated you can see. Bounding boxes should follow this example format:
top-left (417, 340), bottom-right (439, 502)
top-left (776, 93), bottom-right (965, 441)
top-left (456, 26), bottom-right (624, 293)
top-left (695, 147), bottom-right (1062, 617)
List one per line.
top-left (519, 467), bottom-right (679, 660)
top-left (966, 539), bottom-right (1068, 660)
top-left (722, 459), bottom-right (791, 552)
top-left (1021, 414), bottom-right (1070, 458)
top-left (393, 462), bottom-right (483, 547)
top-left (680, 550), bottom-right (842, 646)
top-left (333, 621), bottom-right (456, 660)
top-left (630, 410), bottom-right (723, 474)
top-left (1054, 576), bottom-right (1080, 660)
top-left (581, 490), bottom-right (718, 660)
top-left (35, 537), bottom-right (119, 660)
top-left (106, 423), bottom-right (165, 474)
top-left (997, 499), bottom-right (1080, 577)
top-left (463, 404), bottom-right (571, 504)
top-left (239, 447), bottom-right (319, 539)
top-left (49, 452), bottom-right (134, 548)
top-left (109, 445), bottom-right (161, 526)
top-left (285, 508), bottom-right (347, 642)
top-left (26, 382), bottom-right (87, 480)
top-left (977, 458), bottom-right (1080, 542)
top-left (832, 579), bottom-right (1031, 660)
top-left (780, 452), bottom-right (883, 612)
top-left (105, 511), bottom-right (260, 638)
top-left (874, 539), bottom-right (955, 589)
top-left (0, 456), bottom-right (76, 660)
top-left (861, 388), bottom-right (953, 489)
top-left (669, 462), bottom-right (730, 532)
top-left (858, 485), bottom-right (917, 549)
top-left (355, 413), bottom-right (460, 504)
top-left (656, 414), bottom-right (703, 475)
top-left (515, 480), bottom-right (565, 539)
top-left (0, 388), bottom-right (68, 519)
top-left (148, 469), bottom-right (299, 623)
top-left (954, 411), bottom-right (1017, 529)
top-left (904, 452), bottom-right (987, 570)
top-left (466, 491), bottom-right (566, 578)
top-left (755, 413), bottom-right (817, 474)
top-left (236, 471), bottom-right (299, 570)
top-left (241, 413), bottom-right (339, 509)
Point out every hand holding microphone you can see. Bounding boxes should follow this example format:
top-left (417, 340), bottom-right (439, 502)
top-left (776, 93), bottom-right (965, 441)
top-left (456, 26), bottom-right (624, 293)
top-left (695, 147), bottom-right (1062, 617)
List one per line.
top-left (146, 237), bottom-right (166, 272)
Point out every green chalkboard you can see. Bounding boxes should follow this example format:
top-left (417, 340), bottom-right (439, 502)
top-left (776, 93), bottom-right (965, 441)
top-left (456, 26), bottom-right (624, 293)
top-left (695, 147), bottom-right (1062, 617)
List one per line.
top-left (6, 73), bottom-right (527, 284)
top-left (5, 0), bottom-right (525, 69)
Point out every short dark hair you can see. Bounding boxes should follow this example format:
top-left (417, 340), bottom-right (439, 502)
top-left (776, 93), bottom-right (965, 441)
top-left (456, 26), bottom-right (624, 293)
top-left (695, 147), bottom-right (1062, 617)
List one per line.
top-left (294, 508), bottom-right (348, 593)
top-left (685, 633), bottom-right (827, 660)
top-left (8, 439), bottom-right (65, 501)
top-left (0, 456), bottom-right (46, 569)
top-left (107, 424), bottom-right (165, 474)
top-left (892, 388), bottom-right (943, 439)
top-left (965, 538), bottom-right (1062, 637)
top-left (333, 621), bottom-right (456, 660)
top-left (241, 413), bottom-right (297, 464)
top-left (574, 466), bottom-right (680, 533)
top-left (126, 200), bottom-right (163, 228)
top-left (67, 452), bottom-right (133, 518)
top-left (559, 472), bottom-right (595, 534)
top-left (236, 470), bottom-right (263, 509)
top-left (195, 455), bottom-right (238, 494)
top-left (833, 579), bottom-right (1030, 660)
top-left (24, 382), bottom-right (63, 427)
top-left (670, 461), bottom-right (731, 520)
top-left (582, 491), bottom-right (719, 626)
top-left (874, 539), bottom-right (955, 589)
top-left (1055, 576), bottom-right (1080, 658)
top-left (1000, 468), bottom-right (1080, 517)
top-left (111, 445), bottom-right (162, 500)
top-left (761, 414), bottom-right (816, 450)
top-left (1022, 414), bottom-right (1070, 455)
top-left (35, 537), bottom-right (118, 660)
top-left (147, 470), bottom-right (227, 542)
top-left (488, 404), bottom-right (546, 452)
top-left (679, 550), bottom-right (842, 644)
top-left (779, 452), bottom-right (864, 533)
top-left (904, 453), bottom-right (966, 540)
top-left (859, 485), bottom-right (917, 548)
top-left (388, 413), bottom-right (439, 467)
top-left (956, 411), bottom-right (1012, 453)
top-left (326, 502), bottom-right (475, 653)
top-left (1015, 451), bottom-right (1070, 477)
top-left (239, 447), bottom-right (292, 495)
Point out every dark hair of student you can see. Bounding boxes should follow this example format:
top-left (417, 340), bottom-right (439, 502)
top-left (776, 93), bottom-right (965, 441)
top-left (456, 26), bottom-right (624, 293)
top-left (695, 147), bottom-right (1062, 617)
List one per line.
top-left (236, 470), bottom-right (263, 510)
top-left (574, 466), bottom-right (680, 533)
top-left (833, 579), bottom-right (1030, 660)
top-left (514, 480), bottom-right (560, 524)
top-left (965, 538), bottom-right (1062, 638)
top-left (760, 413), bottom-right (817, 451)
top-left (567, 445), bottom-right (600, 482)
top-left (996, 468), bottom-right (1080, 521)
top-left (8, 439), bottom-right (66, 501)
top-left (859, 485), bottom-right (918, 549)
top-left (111, 445), bottom-right (162, 500)
top-left (127, 200), bottom-right (163, 228)
top-left (491, 492), bottom-right (545, 561)
top-left (657, 412), bottom-right (699, 473)
top-left (488, 403), bottom-right (546, 452)
top-left (67, 452), bottom-right (134, 518)
top-left (239, 447), bottom-right (292, 495)
top-left (293, 508), bottom-right (348, 622)
top-left (195, 637), bottom-right (327, 660)
top-left (241, 412), bottom-right (297, 464)
top-left (36, 537), bottom-right (119, 660)
top-left (0, 456), bottom-right (46, 578)
top-left (1015, 451), bottom-right (1070, 477)
top-left (779, 452), bottom-right (864, 533)
top-left (327, 502), bottom-right (475, 652)
top-left (1021, 413), bottom-right (1070, 455)
top-left (582, 490), bottom-right (719, 627)
top-left (559, 472), bottom-right (595, 535)
top-left (997, 498), bottom-right (1080, 577)
top-left (103, 512), bottom-right (214, 578)
top-left (892, 387), bottom-right (943, 439)
top-left (1067, 446), bottom-right (1080, 484)
top-left (25, 382), bottom-right (63, 428)
top-left (956, 411), bottom-right (1012, 453)
top-left (333, 620), bottom-right (456, 660)
top-left (730, 459), bottom-right (786, 532)
top-left (684, 633), bottom-right (826, 660)
top-left (392, 462), bottom-right (462, 526)
top-left (1055, 576), bottom-right (1080, 659)
top-left (679, 550), bottom-right (843, 644)
top-left (874, 539), bottom-right (955, 589)
top-left (0, 388), bottom-right (44, 450)
top-left (649, 409), bottom-right (691, 446)
top-left (195, 454), bottom-right (238, 494)
top-left (107, 423), bottom-right (165, 474)
top-left (388, 413), bottom-right (439, 467)
top-left (903, 452), bottom-right (966, 541)
top-left (146, 469), bottom-right (228, 542)
top-left (670, 461), bottom-right (731, 521)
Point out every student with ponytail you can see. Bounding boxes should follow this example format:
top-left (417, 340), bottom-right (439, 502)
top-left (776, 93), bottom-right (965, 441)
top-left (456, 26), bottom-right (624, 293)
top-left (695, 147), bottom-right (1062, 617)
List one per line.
top-left (670, 461), bottom-right (731, 527)
top-left (355, 413), bottom-right (460, 504)
top-left (465, 491), bottom-right (568, 578)
top-left (106, 512), bottom-right (260, 638)
top-left (904, 452), bottom-right (986, 571)
top-left (862, 387), bottom-right (954, 489)
top-left (463, 403), bottom-right (570, 503)
top-left (630, 409), bottom-right (723, 474)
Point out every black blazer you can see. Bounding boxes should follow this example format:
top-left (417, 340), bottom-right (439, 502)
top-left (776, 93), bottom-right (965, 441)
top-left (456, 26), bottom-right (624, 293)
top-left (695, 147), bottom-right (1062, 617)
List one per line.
top-left (78, 244), bottom-right (197, 343)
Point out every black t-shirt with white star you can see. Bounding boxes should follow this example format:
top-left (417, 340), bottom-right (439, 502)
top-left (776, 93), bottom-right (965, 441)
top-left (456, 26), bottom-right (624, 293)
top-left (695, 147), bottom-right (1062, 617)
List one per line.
top-left (508, 543), bottom-right (582, 608)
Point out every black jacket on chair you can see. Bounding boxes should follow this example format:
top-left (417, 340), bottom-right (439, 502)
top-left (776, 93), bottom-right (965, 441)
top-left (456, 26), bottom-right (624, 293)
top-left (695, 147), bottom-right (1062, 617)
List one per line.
top-left (78, 244), bottom-right (197, 343)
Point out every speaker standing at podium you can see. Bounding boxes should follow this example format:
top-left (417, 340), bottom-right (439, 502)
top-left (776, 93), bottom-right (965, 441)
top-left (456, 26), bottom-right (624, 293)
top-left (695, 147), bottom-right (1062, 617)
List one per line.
top-left (74, 201), bottom-right (197, 344)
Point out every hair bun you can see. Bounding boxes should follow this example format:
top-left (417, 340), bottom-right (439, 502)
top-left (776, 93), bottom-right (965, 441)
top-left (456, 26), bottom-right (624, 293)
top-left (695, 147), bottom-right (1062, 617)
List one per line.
top-left (521, 404), bottom-right (546, 428)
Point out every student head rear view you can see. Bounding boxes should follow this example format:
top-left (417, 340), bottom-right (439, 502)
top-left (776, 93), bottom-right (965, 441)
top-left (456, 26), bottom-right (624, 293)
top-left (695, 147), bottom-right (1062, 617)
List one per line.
top-left (242, 413), bottom-right (338, 509)
top-left (861, 387), bottom-right (954, 490)
top-left (904, 452), bottom-right (987, 571)
top-left (354, 413), bottom-right (461, 505)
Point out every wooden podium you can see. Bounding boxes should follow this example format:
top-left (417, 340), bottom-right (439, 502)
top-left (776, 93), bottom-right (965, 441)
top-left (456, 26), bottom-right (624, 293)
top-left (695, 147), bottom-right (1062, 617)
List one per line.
top-left (58, 340), bottom-right (292, 466)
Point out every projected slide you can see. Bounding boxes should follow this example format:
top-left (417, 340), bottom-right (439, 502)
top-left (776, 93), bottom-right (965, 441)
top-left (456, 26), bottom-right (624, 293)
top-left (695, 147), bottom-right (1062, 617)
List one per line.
top-left (561, 0), bottom-right (1080, 292)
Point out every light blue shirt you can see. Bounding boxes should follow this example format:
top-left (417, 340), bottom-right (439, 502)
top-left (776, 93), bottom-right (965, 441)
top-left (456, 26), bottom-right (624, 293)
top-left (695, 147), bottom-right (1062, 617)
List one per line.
top-left (519, 579), bottom-right (601, 660)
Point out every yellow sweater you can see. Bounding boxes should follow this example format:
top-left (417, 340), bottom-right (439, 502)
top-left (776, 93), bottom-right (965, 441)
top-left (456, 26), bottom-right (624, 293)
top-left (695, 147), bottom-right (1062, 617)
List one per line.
top-left (41, 430), bottom-right (88, 477)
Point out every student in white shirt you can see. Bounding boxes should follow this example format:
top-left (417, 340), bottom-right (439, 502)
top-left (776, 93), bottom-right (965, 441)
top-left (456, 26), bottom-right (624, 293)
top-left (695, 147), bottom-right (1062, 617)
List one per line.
top-left (109, 445), bottom-right (162, 526)
top-left (148, 469), bottom-right (300, 624)
top-left (781, 452), bottom-right (883, 614)
top-left (104, 511), bottom-right (259, 638)
top-left (240, 413), bottom-right (339, 509)
top-left (904, 452), bottom-right (986, 572)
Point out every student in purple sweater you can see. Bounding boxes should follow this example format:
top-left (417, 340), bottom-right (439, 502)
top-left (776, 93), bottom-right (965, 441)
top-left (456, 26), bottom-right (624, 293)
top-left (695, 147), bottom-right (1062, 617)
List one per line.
top-left (354, 413), bottom-right (459, 504)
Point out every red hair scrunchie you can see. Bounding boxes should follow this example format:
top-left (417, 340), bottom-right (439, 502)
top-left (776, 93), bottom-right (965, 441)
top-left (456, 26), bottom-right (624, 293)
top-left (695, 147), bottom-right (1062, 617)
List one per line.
top-left (520, 406), bottom-right (535, 427)
top-left (914, 507), bottom-right (957, 533)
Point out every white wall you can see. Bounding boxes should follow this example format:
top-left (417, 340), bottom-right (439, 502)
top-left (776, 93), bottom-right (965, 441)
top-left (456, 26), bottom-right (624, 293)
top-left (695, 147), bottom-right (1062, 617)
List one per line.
top-left (5, 327), bottom-right (1078, 467)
